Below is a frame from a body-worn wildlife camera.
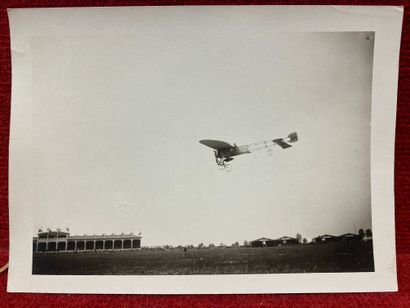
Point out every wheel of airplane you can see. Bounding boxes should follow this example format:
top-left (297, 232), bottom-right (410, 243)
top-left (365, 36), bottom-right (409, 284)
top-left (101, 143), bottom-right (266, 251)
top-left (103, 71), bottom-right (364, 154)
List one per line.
top-left (225, 164), bottom-right (232, 172)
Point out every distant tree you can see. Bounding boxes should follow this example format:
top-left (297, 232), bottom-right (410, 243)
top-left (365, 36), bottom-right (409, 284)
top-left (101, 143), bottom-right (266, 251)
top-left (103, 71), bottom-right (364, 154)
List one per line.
top-left (219, 243), bottom-right (226, 247)
top-left (303, 238), bottom-right (307, 244)
top-left (358, 228), bottom-right (365, 239)
top-left (208, 243), bottom-right (215, 248)
top-left (365, 229), bottom-right (372, 237)
top-left (296, 233), bottom-right (302, 243)
top-left (243, 240), bottom-right (249, 247)
top-left (198, 243), bottom-right (204, 249)
top-left (232, 241), bottom-right (239, 247)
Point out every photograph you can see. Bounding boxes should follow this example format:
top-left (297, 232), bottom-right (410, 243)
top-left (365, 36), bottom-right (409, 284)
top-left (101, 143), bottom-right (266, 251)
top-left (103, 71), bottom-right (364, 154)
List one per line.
top-left (7, 6), bottom-right (402, 294)
top-left (28, 31), bottom-right (374, 275)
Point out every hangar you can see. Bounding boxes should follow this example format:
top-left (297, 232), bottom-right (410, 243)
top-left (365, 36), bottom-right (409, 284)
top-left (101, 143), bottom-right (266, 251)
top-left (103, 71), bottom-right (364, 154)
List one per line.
top-left (250, 236), bottom-right (299, 247)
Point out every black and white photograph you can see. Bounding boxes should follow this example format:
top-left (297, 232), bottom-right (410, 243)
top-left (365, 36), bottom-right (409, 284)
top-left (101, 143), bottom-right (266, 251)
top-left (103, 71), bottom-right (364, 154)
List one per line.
top-left (7, 6), bottom-right (402, 294)
top-left (30, 30), bottom-right (375, 276)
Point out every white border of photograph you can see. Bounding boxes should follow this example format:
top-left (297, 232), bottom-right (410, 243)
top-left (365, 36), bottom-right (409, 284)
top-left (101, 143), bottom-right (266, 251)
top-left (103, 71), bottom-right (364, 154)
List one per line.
top-left (7, 5), bottom-right (403, 294)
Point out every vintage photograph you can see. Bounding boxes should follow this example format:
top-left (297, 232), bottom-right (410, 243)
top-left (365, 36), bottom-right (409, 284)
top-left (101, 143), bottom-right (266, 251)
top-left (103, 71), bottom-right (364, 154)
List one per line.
top-left (7, 6), bottom-right (402, 294)
top-left (29, 31), bottom-right (375, 275)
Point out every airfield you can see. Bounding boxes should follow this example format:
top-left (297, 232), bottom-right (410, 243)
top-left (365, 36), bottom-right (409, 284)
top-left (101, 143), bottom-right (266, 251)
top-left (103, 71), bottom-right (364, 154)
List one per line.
top-left (32, 241), bottom-right (374, 275)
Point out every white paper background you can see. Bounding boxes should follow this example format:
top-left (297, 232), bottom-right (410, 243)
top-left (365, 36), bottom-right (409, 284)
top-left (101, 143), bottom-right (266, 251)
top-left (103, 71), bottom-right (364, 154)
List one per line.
top-left (7, 6), bottom-right (403, 294)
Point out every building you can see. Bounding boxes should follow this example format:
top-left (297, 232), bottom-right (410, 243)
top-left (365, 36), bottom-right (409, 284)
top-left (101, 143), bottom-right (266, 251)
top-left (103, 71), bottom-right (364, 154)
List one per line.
top-left (33, 229), bottom-right (142, 253)
top-left (312, 233), bottom-right (363, 243)
top-left (273, 236), bottom-right (299, 246)
top-left (313, 234), bottom-right (338, 244)
top-left (250, 236), bottom-right (300, 247)
top-left (338, 233), bottom-right (361, 242)
top-left (250, 237), bottom-right (274, 247)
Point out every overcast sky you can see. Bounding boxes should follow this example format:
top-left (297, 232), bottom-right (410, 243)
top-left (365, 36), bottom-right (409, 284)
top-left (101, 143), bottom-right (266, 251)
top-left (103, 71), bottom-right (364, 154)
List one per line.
top-left (30, 28), bottom-right (374, 246)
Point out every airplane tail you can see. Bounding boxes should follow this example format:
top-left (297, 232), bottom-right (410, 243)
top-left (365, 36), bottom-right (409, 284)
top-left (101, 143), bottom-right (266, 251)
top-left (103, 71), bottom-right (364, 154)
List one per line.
top-left (288, 132), bottom-right (298, 143)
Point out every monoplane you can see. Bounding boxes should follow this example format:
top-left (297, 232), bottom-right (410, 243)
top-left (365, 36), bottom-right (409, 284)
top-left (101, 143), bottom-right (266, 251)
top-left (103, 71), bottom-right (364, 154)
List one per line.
top-left (199, 132), bottom-right (298, 171)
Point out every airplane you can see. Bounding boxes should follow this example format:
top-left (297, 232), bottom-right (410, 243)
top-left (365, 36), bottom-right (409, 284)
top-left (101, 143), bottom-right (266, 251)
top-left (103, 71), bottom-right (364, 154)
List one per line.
top-left (199, 132), bottom-right (298, 171)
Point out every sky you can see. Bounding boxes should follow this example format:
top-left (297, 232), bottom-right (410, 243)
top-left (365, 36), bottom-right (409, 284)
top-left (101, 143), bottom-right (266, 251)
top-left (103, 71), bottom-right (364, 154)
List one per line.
top-left (29, 28), bottom-right (374, 246)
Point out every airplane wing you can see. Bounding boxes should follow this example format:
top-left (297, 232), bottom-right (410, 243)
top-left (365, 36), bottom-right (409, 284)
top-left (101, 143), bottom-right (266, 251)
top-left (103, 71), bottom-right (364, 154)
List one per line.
top-left (199, 139), bottom-right (234, 150)
top-left (273, 139), bottom-right (292, 149)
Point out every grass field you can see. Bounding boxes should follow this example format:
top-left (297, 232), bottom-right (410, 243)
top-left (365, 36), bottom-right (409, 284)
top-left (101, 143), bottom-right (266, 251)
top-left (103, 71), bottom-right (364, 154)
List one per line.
top-left (32, 242), bottom-right (374, 275)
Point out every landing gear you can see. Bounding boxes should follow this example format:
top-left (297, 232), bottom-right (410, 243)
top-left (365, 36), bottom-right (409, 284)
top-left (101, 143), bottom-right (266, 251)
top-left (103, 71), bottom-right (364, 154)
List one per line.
top-left (215, 157), bottom-right (232, 172)
top-left (214, 150), bottom-right (232, 172)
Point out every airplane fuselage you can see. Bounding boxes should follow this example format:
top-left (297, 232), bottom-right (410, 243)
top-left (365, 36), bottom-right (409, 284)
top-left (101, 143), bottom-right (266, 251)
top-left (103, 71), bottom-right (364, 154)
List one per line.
top-left (217, 145), bottom-right (250, 159)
